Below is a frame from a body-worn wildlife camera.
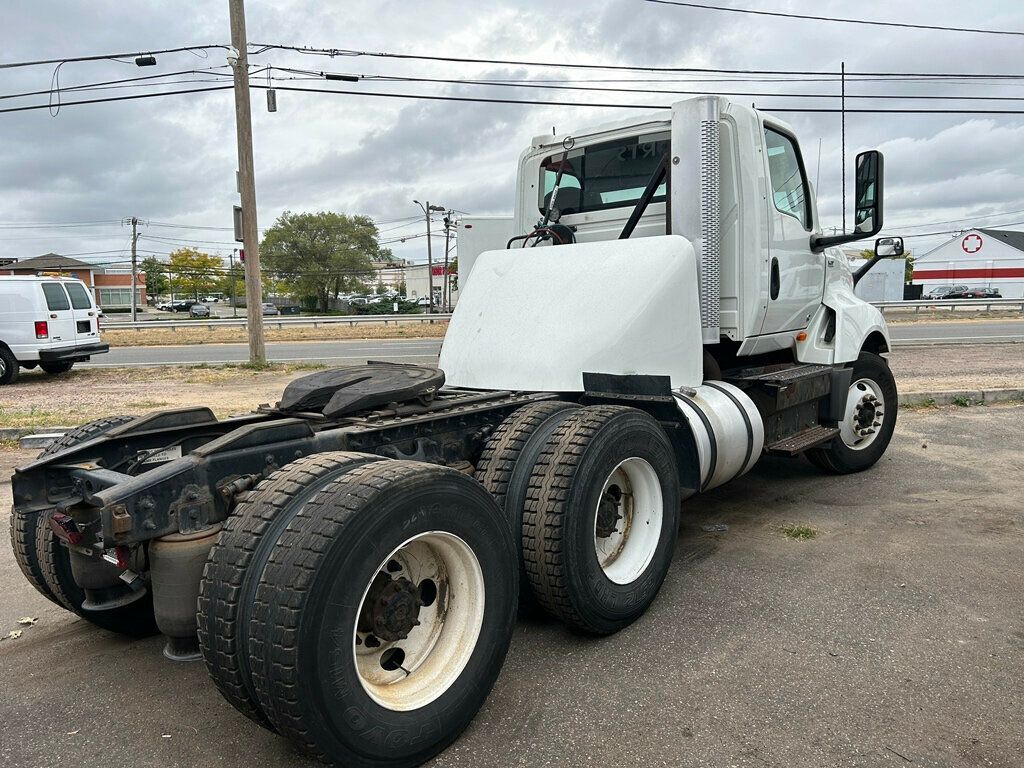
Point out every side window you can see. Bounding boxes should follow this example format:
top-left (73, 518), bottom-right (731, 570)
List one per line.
top-left (764, 127), bottom-right (811, 229)
top-left (41, 283), bottom-right (71, 311)
top-left (64, 282), bottom-right (93, 310)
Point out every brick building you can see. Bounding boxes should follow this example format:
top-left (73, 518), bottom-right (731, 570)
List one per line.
top-left (0, 253), bottom-right (146, 308)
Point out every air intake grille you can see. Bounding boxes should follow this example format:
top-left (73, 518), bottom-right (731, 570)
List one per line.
top-left (699, 118), bottom-right (721, 338)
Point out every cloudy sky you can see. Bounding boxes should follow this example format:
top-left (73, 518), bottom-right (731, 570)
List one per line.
top-left (2, 0), bottom-right (1024, 269)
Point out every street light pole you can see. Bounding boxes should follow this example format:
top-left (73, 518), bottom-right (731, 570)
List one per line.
top-left (228, 0), bottom-right (265, 364)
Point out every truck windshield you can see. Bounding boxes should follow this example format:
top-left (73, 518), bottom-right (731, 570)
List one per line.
top-left (539, 132), bottom-right (669, 216)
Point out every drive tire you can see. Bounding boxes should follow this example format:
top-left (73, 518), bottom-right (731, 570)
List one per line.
top-left (523, 405), bottom-right (680, 635)
top-left (26, 414), bottom-right (158, 637)
top-left (474, 400), bottom-right (579, 606)
top-left (40, 360), bottom-right (74, 375)
top-left (197, 451), bottom-right (384, 730)
top-left (10, 415), bottom-right (136, 606)
top-left (248, 460), bottom-right (517, 768)
top-left (0, 346), bottom-right (19, 385)
top-left (806, 352), bottom-right (898, 474)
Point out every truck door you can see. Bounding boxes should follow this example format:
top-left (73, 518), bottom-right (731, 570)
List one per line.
top-left (759, 125), bottom-right (825, 335)
top-left (64, 280), bottom-right (100, 344)
top-left (39, 282), bottom-right (76, 349)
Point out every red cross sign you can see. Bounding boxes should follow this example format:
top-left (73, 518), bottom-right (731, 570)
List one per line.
top-left (962, 233), bottom-right (983, 254)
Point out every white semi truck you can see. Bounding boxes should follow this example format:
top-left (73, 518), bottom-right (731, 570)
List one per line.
top-left (11, 96), bottom-right (899, 767)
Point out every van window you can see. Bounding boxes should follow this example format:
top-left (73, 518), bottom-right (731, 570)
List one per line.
top-left (65, 282), bottom-right (93, 310)
top-left (538, 132), bottom-right (670, 215)
top-left (764, 127), bottom-right (811, 229)
top-left (42, 283), bottom-right (71, 311)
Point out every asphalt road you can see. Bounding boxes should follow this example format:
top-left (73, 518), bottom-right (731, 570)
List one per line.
top-left (84, 319), bottom-right (1024, 368)
top-left (1, 405), bottom-right (1022, 767)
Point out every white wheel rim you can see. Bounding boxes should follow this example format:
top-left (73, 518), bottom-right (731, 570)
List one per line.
top-left (593, 457), bottom-right (663, 585)
top-left (840, 377), bottom-right (886, 450)
top-left (353, 531), bottom-right (484, 712)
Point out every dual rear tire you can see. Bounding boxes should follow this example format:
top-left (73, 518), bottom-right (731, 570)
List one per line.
top-left (477, 402), bottom-right (681, 635)
top-left (199, 455), bottom-right (518, 768)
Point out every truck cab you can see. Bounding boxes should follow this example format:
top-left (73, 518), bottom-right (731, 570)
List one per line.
top-left (506, 96), bottom-right (889, 370)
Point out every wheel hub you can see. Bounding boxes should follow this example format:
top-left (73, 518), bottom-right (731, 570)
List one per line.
top-left (841, 379), bottom-right (886, 450)
top-left (359, 574), bottom-right (422, 642)
top-left (596, 486), bottom-right (623, 538)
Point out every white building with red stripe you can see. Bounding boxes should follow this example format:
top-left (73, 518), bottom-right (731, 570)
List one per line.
top-left (912, 228), bottom-right (1024, 298)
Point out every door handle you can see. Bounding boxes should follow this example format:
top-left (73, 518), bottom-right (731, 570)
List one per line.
top-left (770, 258), bottom-right (780, 300)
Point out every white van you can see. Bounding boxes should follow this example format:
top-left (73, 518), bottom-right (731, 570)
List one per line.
top-left (0, 276), bottom-right (109, 385)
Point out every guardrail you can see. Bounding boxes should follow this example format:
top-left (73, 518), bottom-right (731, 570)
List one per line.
top-left (873, 298), bottom-right (1024, 313)
top-left (101, 313), bottom-right (453, 331)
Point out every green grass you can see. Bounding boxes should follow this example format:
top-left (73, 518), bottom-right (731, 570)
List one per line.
top-left (951, 395), bottom-right (985, 407)
top-left (781, 523), bottom-right (818, 541)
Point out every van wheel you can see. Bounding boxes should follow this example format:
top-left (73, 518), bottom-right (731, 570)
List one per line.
top-left (806, 352), bottom-right (898, 474)
top-left (523, 405), bottom-right (680, 635)
top-left (40, 361), bottom-right (74, 375)
top-left (247, 460), bottom-right (517, 767)
top-left (0, 347), bottom-right (19, 385)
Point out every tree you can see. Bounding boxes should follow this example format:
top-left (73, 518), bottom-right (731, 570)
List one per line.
top-left (217, 262), bottom-right (246, 304)
top-left (140, 256), bottom-right (169, 297)
top-left (168, 248), bottom-right (222, 300)
top-left (260, 211), bottom-right (391, 312)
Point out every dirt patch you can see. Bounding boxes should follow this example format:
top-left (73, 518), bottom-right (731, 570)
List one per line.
top-left (888, 343), bottom-right (1024, 393)
top-left (0, 365), bottom-right (317, 428)
top-left (101, 321), bottom-right (447, 347)
top-left (882, 310), bottom-right (1023, 324)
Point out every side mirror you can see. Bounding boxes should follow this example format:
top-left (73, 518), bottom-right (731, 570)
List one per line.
top-left (853, 233), bottom-right (904, 287)
top-left (874, 236), bottom-right (904, 257)
top-left (853, 150), bottom-right (883, 235)
top-left (811, 150), bottom-right (885, 252)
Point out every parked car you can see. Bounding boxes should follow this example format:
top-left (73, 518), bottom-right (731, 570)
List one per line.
top-left (945, 287), bottom-right (1002, 299)
top-left (189, 304), bottom-right (211, 318)
top-left (924, 285), bottom-right (968, 300)
top-left (157, 301), bottom-right (174, 311)
top-left (0, 276), bottom-right (108, 384)
top-left (261, 302), bottom-right (281, 316)
top-left (170, 301), bottom-right (197, 312)
top-left (202, 296), bottom-right (221, 303)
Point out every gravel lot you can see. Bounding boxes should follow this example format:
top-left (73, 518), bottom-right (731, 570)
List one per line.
top-left (0, 404), bottom-right (1021, 767)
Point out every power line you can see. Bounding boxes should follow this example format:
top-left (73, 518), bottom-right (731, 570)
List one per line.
top-left (251, 43), bottom-right (1024, 80)
top-left (642, 0), bottom-right (1024, 38)
top-left (253, 83), bottom-right (1024, 115)
top-left (279, 66), bottom-right (1024, 103)
top-left (0, 44), bottom-right (229, 70)
top-left (0, 85), bottom-right (233, 115)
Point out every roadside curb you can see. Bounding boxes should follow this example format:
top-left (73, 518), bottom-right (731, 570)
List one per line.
top-left (898, 388), bottom-right (1024, 407)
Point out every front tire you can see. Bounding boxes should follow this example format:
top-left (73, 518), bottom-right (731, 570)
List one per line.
top-left (247, 460), bottom-right (518, 767)
top-left (807, 352), bottom-right (898, 474)
top-left (522, 405), bottom-right (681, 635)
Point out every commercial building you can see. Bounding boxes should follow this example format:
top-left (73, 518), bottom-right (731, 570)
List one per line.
top-left (913, 229), bottom-right (1024, 298)
top-left (0, 253), bottom-right (146, 308)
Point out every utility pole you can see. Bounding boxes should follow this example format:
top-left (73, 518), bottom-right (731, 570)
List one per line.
top-left (230, 249), bottom-right (238, 317)
top-left (414, 200), bottom-right (445, 314)
top-left (228, 0), bottom-right (265, 363)
top-left (442, 212), bottom-right (452, 311)
top-left (129, 216), bottom-right (139, 322)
